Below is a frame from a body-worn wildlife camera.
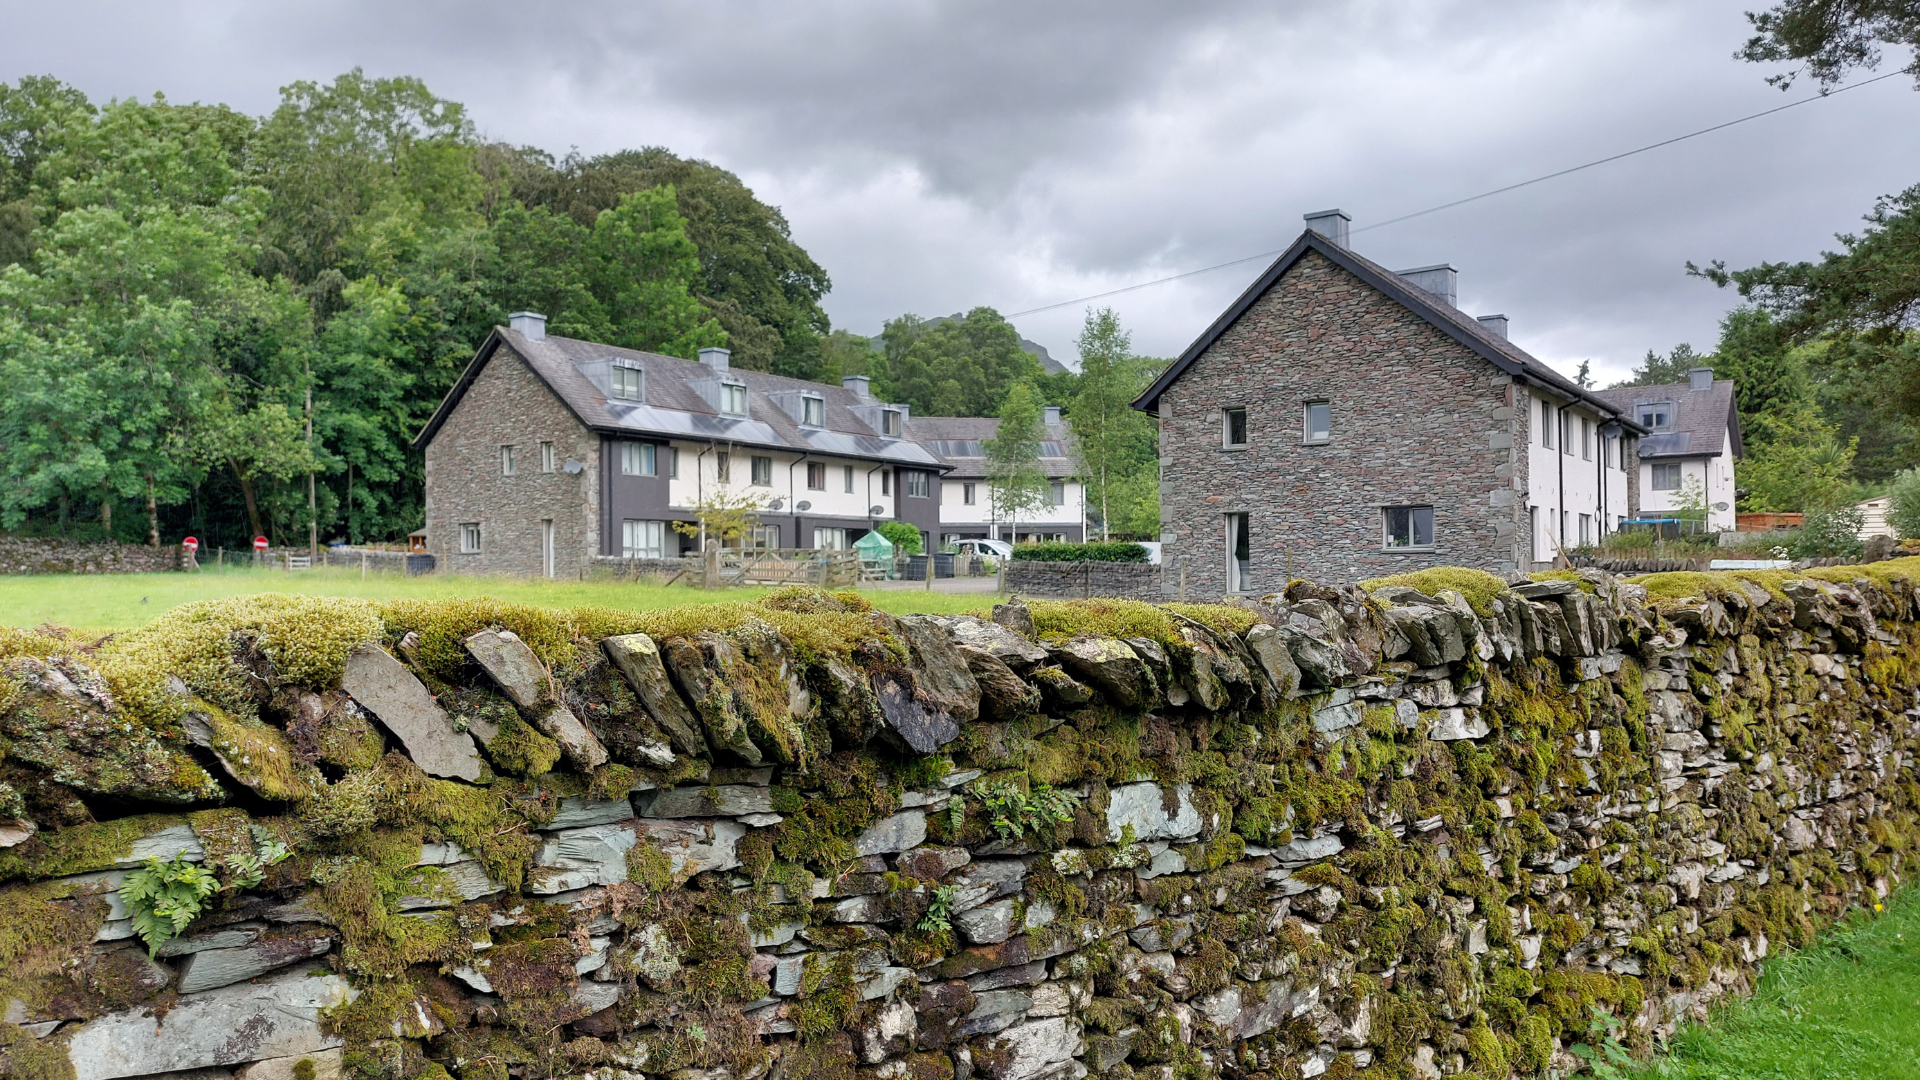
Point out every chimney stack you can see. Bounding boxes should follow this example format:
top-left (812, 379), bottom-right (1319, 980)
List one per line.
top-left (698, 347), bottom-right (731, 372)
top-left (508, 311), bottom-right (547, 342)
top-left (1302, 208), bottom-right (1351, 249)
top-left (1042, 405), bottom-right (1062, 427)
top-left (1689, 367), bottom-right (1713, 391)
top-left (1397, 265), bottom-right (1458, 308)
top-left (842, 374), bottom-right (871, 398)
top-left (1476, 314), bottom-right (1509, 339)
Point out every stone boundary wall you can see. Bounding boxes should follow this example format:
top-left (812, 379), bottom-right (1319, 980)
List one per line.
top-left (1, 562), bottom-right (1917, 1080)
top-left (0, 537), bottom-right (183, 575)
top-left (584, 556), bottom-right (693, 582)
top-left (1005, 559), bottom-right (1160, 599)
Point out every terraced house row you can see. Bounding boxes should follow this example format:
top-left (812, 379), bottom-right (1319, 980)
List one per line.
top-left (413, 313), bottom-right (1087, 576)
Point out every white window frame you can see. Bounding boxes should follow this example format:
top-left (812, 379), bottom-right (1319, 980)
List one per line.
top-left (751, 455), bottom-right (773, 487)
top-left (1225, 512), bottom-right (1251, 594)
top-left (802, 396), bottom-right (824, 427)
top-left (1382, 505), bottom-right (1435, 551)
top-left (611, 363), bottom-right (644, 402)
top-left (716, 451), bottom-right (730, 483)
top-left (843, 464), bottom-right (855, 493)
top-left (721, 382), bottom-right (749, 415)
top-left (881, 471), bottom-right (891, 496)
top-left (963, 482), bottom-right (976, 506)
top-left (1581, 418), bottom-right (1592, 460)
top-left (459, 522), bottom-right (481, 553)
top-left (540, 441), bottom-right (555, 473)
top-left (1303, 401), bottom-right (1330, 445)
top-left (621, 442), bottom-right (657, 477)
top-left (669, 446), bottom-right (680, 479)
top-left (881, 409), bottom-right (902, 437)
top-left (1541, 400), bottom-right (1555, 448)
top-left (905, 471), bottom-right (930, 498)
top-left (1049, 482), bottom-right (1066, 506)
top-left (500, 445), bottom-right (516, 476)
top-left (621, 519), bottom-right (666, 559)
top-left (1222, 407), bottom-right (1248, 449)
top-left (1651, 462), bottom-right (1682, 491)
top-left (806, 461), bottom-right (826, 490)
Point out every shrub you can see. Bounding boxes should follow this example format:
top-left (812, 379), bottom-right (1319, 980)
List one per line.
top-left (1790, 504), bottom-right (1865, 560)
top-left (1010, 541), bottom-right (1147, 563)
top-left (876, 521), bottom-right (922, 555)
top-left (1887, 468), bottom-right (1920, 539)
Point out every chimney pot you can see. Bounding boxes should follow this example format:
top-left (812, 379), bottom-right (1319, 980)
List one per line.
top-left (1302, 208), bottom-right (1351, 249)
top-left (1397, 264), bottom-right (1458, 308)
top-left (842, 374), bottom-right (871, 398)
top-left (508, 311), bottom-right (547, 342)
top-left (1688, 367), bottom-right (1713, 391)
top-left (699, 347), bottom-right (731, 372)
top-left (1476, 314), bottom-right (1509, 339)
top-left (1042, 405), bottom-right (1062, 427)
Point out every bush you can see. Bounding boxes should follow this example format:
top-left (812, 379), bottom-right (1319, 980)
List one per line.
top-left (1790, 504), bottom-right (1866, 559)
top-left (875, 521), bottom-right (922, 555)
top-left (1888, 468), bottom-right (1920, 540)
top-left (1009, 541), bottom-right (1148, 563)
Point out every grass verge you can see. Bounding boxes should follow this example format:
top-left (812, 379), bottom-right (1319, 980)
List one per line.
top-left (0, 566), bottom-right (994, 633)
top-left (1626, 887), bottom-right (1919, 1079)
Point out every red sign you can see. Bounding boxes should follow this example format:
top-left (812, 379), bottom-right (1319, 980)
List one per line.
top-left (253, 536), bottom-right (270, 551)
top-left (182, 536), bottom-right (199, 551)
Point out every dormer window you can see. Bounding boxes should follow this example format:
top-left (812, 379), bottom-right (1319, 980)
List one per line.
top-left (721, 383), bottom-right (748, 415)
top-left (881, 409), bottom-right (901, 437)
top-left (802, 396), bottom-right (824, 426)
top-left (611, 362), bottom-right (644, 401)
top-left (1637, 402), bottom-right (1673, 432)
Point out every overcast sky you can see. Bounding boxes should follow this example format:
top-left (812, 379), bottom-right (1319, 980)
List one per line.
top-left (7, 0), bottom-right (1919, 382)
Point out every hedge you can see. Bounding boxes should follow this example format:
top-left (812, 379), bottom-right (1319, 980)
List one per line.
top-left (1008, 540), bottom-right (1148, 562)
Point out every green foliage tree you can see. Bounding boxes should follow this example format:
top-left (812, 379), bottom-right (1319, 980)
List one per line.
top-left (1886, 466), bottom-right (1920, 537)
top-left (984, 383), bottom-right (1050, 540)
top-left (876, 520), bottom-right (923, 555)
top-left (1068, 307), bottom-right (1160, 540)
top-left (1608, 343), bottom-right (1709, 389)
top-left (1738, 400), bottom-right (1858, 512)
top-left (875, 308), bottom-right (1045, 417)
top-left (1738, 0), bottom-right (1920, 89)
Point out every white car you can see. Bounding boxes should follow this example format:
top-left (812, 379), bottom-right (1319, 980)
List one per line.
top-left (953, 538), bottom-right (1014, 561)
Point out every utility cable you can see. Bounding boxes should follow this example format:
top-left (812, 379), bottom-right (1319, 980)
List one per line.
top-left (1005, 70), bottom-right (1903, 319)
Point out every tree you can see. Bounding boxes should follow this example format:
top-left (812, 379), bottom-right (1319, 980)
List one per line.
top-left (1738, 0), bottom-right (1920, 90)
top-left (883, 308), bottom-right (1044, 417)
top-left (1737, 400), bottom-right (1858, 511)
top-left (1887, 465), bottom-right (1920, 537)
top-left (1068, 308), bottom-right (1158, 540)
top-left (671, 486), bottom-right (766, 552)
top-left (984, 383), bottom-right (1049, 541)
top-left (1608, 343), bottom-right (1709, 389)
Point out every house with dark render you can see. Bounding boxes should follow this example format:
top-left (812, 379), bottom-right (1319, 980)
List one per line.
top-left (413, 313), bottom-right (947, 576)
top-left (1593, 369), bottom-right (1742, 534)
top-left (1134, 210), bottom-right (1644, 593)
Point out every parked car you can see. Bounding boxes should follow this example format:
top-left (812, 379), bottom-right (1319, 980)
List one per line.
top-left (952, 538), bottom-right (1013, 561)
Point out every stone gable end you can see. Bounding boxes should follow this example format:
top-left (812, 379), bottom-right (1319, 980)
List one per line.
top-left (1158, 248), bottom-right (1522, 591)
top-left (423, 344), bottom-right (601, 576)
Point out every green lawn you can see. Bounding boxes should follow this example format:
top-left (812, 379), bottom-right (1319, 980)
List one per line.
top-left (0, 566), bottom-right (995, 633)
top-left (1627, 887), bottom-right (1919, 1080)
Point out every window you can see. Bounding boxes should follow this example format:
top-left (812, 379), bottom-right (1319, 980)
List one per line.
top-left (881, 409), bottom-right (902, 437)
top-left (1529, 506), bottom-right (1540, 561)
top-left (1038, 441), bottom-right (1066, 457)
top-left (843, 465), bottom-right (854, 493)
top-left (721, 383), bottom-right (749, 415)
top-left (814, 527), bottom-right (849, 551)
top-left (540, 441), bottom-right (555, 473)
top-left (742, 524), bottom-right (780, 549)
top-left (963, 482), bottom-right (977, 506)
top-left (802, 396), bottom-right (824, 426)
top-left (669, 447), bottom-right (680, 479)
top-left (611, 363), bottom-right (644, 401)
top-left (500, 445), bottom-right (516, 475)
top-left (1561, 411), bottom-right (1573, 455)
top-left (1304, 401), bottom-right (1331, 444)
top-left (1651, 462), bottom-right (1682, 491)
top-left (1638, 402), bottom-right (1673, 431)
top-left (459, 522), bottom-right (481, 553)
top-left (1050, 482), bottom-right (1067, 506)
top-left (1222, 407), bottom-right (1248, 448)
top-left (1226, 513), bottom-right (1251, 593)
top-left (621, 519), bottom-right (665, 559)
top-left (881, 471), bottom-right (891, 496)
top-left (1578, 513), bottom-right (1593, 546)
top-left (1581, 418), bottom-right (1592, 460)
top-left (621, 442), bottom-right (656, 477)
top-left (716, 452), bottom-right (730, 483)
top-left (1541, 401), bottom-right (1555, 448)
top-left (751, 455), bottom-right (773, 486)
top-left (1383, 506), bottom-right (1434, 549)
top-left (806, 461), bottom-right (826, 490)
top-left (906, 471), bottom-right (930, 498)
top-left (1562, 510), bottom-right (1571, 544)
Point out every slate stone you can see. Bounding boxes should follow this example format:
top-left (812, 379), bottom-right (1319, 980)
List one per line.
top-left (957, 989), bottom-right (1033, 1037)
top-left (600, 633), bottom-right (709, 757)
top-left (951, 859), bottom-right (1029, 911)
top-left (895, 616), bottom-right (982, 722)
top-left (176, 927), bottom-right (336, 994)
top-left (965, 960), bottom-right (1048, 991)
top-left (856, 966), bottom-right (914, 1000)
top-left (874, 669), bottom-right (960, 755)
top-left (463, 630), bottom-right (608, 769)
top-left (1054, 635), bottom-right (1156, 709)
top-left (955, 897), bottom-right (1016, 945)
top-left (548, 796), bottom-right (637, 830)
top-left (1104, 781), bottom-right (1202, 843)
top-left (934, 615), bottom-right (1049, 666)
top-left (959, 645), bottom-right (1042, 720)
top-left (659, 634), bottom-right (763, 765)
top-left (1429, 708), bottom-right (1491, 741)
top-left (632, 818), bottom-right (746, 884)
top-left (974, 1017), bottom-right (1082, 1080)
top-left (1272, 831), bottom-right (1345, 866)
top-left (65, 966), bottom-right (355, 1080)
top-left (991, 598), bottom-right (1036, 638)
top-left (640, 785), bottom-right (773, 818)
top-left (340, 644), bottom-right (483, 782)
top-left (855, 810), bottom-right (927, 856)
top-left (233, 1048), bottom-right (343, 1080)
top-left (1279, 624), bottom-right (1350, 688)
top-left (895, 845), bottom-right (971, 881)
top-left (772, 954), bottom-right (807, 995)
top-left (530, 823), bottom-right (640, 893)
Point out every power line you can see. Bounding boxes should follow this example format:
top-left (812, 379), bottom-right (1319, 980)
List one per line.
top-left (1005, 70), bottom-right (1903, 319)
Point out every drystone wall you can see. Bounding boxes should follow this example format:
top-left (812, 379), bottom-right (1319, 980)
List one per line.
top-left (1003, 562), bottom-right (1161, 600)
top-left (0, 538), bottom-right (184, 575)
top-left (1, 562), bottom-right (1917, 1080)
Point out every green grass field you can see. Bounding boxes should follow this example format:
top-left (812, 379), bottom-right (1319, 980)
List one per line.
top-left (1626, 887), bottom-right (1919, 1079)
top-left (0, 566), bottom-right (996, 632)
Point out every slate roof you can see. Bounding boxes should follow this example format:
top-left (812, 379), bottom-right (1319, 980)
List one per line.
top-left (1132, 229), bottom-right (1647, 433)
top-left (907, 416), bottom-right (1078, 480)
top-left (1591, 379), bottom-right (1742, 460)
top-left (414, 327), bottom-right (946, 469)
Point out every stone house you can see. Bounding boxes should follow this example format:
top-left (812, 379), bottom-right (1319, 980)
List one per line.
top-left (911, 408), bottom-right (1087, 546)
top-left (1593, 369), bottom-right (1742, 534)
top-left (1133, 210), bottom-right (1643, 592)
top-left (413, 313), bottom-right (948, 576)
